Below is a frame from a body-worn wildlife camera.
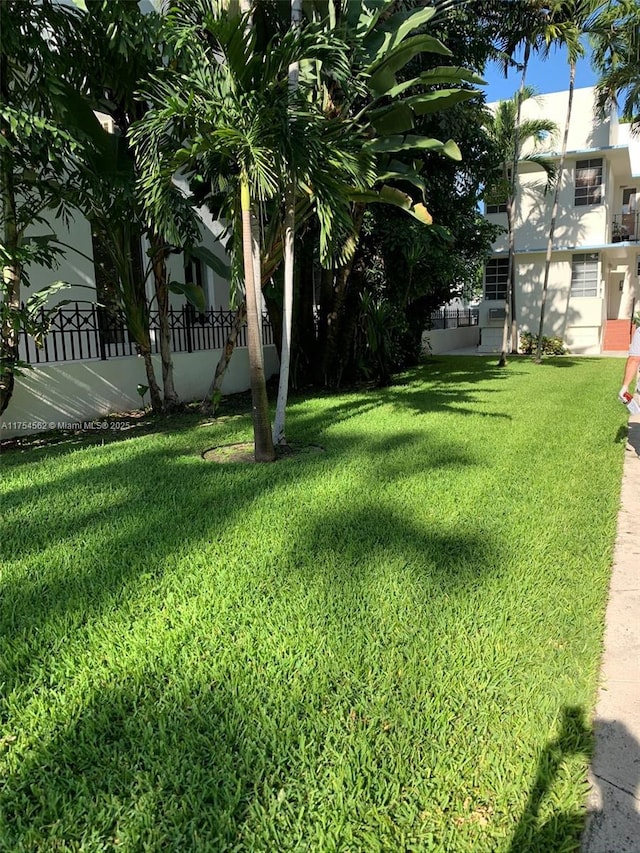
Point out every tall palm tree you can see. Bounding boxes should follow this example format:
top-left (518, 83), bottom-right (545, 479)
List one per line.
top-left (484, 89), bottom-right (558, 362)
top-left (489, 0), bottom-right (576, 361)
top-left (132, 1), bottom-right (358, 460)
top-left (534, 0), bottom-right (605, 363)
top-left (500, 1), bottom-right (551, 358)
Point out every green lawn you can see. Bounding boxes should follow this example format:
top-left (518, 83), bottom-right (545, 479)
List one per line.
top-left (0, 356), bottom-right (628, 853)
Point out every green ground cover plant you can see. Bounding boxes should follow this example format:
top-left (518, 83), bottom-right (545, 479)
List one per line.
top-left (0, 357), bottom-right (628, 852)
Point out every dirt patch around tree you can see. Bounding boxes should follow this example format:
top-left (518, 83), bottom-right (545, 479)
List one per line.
top-left (202, 442), bottom-right (325, 464)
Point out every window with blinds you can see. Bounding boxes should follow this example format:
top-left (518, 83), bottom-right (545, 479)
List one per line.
top-left (570, 253), bottom-right (599, 297)
top-left (485, 258), bottom-right (509, 301)
top-left (575, 159), bottom-right (603, 206)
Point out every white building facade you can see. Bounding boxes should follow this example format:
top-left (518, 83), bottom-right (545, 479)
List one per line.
top-left (480, 87), bottom-right (640, 355)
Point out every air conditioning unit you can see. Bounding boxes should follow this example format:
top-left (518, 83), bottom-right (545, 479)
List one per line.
top-left (488, 308), bottom-right (506, 321)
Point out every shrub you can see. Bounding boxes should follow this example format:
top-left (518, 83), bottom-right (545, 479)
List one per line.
top-left (519, 331), bottom-right (568, 355)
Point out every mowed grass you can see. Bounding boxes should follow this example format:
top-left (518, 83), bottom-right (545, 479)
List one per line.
top-left (0, 356), bottom-right (628, 853)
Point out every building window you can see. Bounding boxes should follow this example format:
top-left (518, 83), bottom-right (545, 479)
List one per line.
top-left (91, 222), bottom-right (125, 346)
top-left (485, 170), bottom-right (511, 214)
top-left (485, 257), bottom-right (509, 301)
top-left (571, 253), bottom-right (599, 297)
top-left (575, 158), bottom-right (602, 206)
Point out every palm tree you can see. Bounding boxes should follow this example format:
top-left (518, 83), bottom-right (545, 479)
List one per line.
top-left (132, 2), bottom-right (356, 460)
top-left (534, 0), bottom-right (605, 363)
top-left (484, 89), bottom-right (558, 362)
top-left (591, 0), bottom-right (640, 132)
top-left (496, 0), bottom-right (554, 359)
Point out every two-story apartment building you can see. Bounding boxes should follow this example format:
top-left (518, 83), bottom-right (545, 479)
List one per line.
top-left (480, 86), bottom-right (640, 354)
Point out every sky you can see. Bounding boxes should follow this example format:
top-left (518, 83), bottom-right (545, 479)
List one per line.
top-left (482, 44), bottom-right (598, 104)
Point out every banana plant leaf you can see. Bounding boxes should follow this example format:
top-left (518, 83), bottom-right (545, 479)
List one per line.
top-left (366, 135), bottom-right (462, 160)
top-left (189, 245), bottom-right (231, 280)
top-left (369, 35), bottom-right (452, 95)
top-left (349, 185), bottom-right (432, 225)
top-left (168, 281), bottom-right (206, 313)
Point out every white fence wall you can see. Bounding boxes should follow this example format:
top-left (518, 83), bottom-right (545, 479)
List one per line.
top-left (1, 347), bottom-right (279, 439)
top-left (422, 326), bottom-right (480, 354)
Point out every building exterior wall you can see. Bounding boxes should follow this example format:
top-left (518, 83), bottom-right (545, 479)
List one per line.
top-left (480, 87), bottom-right (640, 355)
top-left (25, 207), bottom-right (232, 314)
top-left (422, 326), bottom-right (480, 354)
top-left (1, 346), bottom-right (279, 439)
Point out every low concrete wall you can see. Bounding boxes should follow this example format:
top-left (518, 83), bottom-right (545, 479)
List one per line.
top-left (422, 326), bottom-right (480, 354)
top-left (0, 346), bottom-right (279, 439)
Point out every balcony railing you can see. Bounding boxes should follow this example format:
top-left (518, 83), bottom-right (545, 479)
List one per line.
top-left (612, 212), bottom-right (640, 243)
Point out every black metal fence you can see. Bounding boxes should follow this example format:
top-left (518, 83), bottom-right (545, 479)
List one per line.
top-left (427, 308), bottom-right (479, 331)
top-left (18, 302), bottom-right (273, 365)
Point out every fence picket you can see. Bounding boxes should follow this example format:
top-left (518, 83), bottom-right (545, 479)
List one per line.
top-left (16, 303), bottom-right (270, 366)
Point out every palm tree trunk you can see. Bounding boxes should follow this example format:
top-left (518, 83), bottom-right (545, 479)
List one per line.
top-left (0, 167), bottom-right (20, 416)
top-left (150, 229), bottom-right (180, 412)
top-left (272, 186), bottom-right (295, 444)
top-left (241, 176), bottom-right (275, 462)
top-left (535, 61), bottom-right (575, 363)
top-left (251, 210), bottom-right (263, 349)
top-left (272, 0), bottom-right (302, 446)
top-left (200, 299), bottom-right (247, 414)
top-left (499, 192), bottom-right (514, 367)
top-left (499, 44), bottom-right (531, 367)
top-left (115, 225), bottom-right (163, 414)
top-left (510, 43), bottom-right (530, 353)
top-left (0, 56), bottom-right (20, 417)
top-left (140, 343), bottom-right (163, 413)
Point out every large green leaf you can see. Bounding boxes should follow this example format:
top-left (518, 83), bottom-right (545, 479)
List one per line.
top-left (189, 245), bottom-right (231, 280)
top-left (168, 281), bottom-right (206, 313)
top-left (25, 281), bottom-right (72, 316)
top-left (369, 88), bottom-right (478, 133)
top-left (366, 135), bottom-right (462, 160)
top-left (369, 35), bottom-right (452, 95)
top-left (349, 185), bottom-right (432, 224)
top-left (364, 6), bottom-right (437, 62)
top-left (378, 67), bottom-right (487, 101)
top-left (403, 88), bottom-right (478, 116)
top-left (369, 103), bottom-right (414, 136)
top-left (376, 168), bottom-right (427, 199)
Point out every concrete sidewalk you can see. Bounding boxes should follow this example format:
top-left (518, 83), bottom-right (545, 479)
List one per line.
top-left (582, 413), bottom-right (640, 853)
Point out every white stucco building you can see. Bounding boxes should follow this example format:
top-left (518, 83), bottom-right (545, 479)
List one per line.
top-left (480, 86), bottom-right (640, 354)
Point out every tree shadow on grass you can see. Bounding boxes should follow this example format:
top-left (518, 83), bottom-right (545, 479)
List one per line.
top-left (531, 358), bottom-right (591, 369)
top-left (0, 481), bottom-right (505, 850)
top-left (0, 420), bottom-right (484, 694)
top-left (1, 670), bottom-right (296, 850)
top-left (507, 706), bottom-right (592, 853)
